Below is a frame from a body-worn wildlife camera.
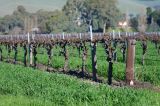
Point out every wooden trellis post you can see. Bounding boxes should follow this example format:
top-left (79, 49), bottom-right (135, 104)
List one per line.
top-left (126, 39), bottom-right (136, 85)
top-left (28, 32), bottom-right (33, 66)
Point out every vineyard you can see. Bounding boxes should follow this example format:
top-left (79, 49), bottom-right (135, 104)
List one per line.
top-left (0, 32), bottom-right (160, 86)
top-left (0, 32), bottom-right (160, 105)
top-left (1, 0), bottom-right (160, 105)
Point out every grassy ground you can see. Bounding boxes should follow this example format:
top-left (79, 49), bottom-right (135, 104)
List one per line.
top-left (0, 62), bottom-right (160, 106)
top-left (0, 95), bottom-right (54, 106)
top-left (1, 41), bottom-right (160, 86)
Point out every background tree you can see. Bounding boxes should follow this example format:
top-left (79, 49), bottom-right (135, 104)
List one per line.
top-left (63, 0), bottom-right (121, 32)
top-left (62, 0), bottom-right (88, 33)
top-left (146, 7), bottom-right (152, 25)
top-left (152, 10), bottom-right (160, 27)
top-left (138, 14), bottom-right (147, 33)
top-left (146, 7), bottom-right (160, 31)
top-left (130, 16), bottom-right (138, 31)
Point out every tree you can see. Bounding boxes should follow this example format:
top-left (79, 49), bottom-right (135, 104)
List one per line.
top-left (63, 0), bottom-right (87, 32)
top-left (130, 16), bottom-right (138, 31)
top-left (63, 0), bottom-right (121, 32)
top-left (82, 0), bottom-right (120, 32)
top-left (146, 7), bottom-right (152, 25)
top-left (145, 8), bottom-right (160, 31)
top-left (138, 14), bottom-right (147, 33)
top-left (17, 5), bottom-right (26, 14)
top-left (152, 10), bottom-right (160, 27)
top-left (35, 10), bottom-right (54, 33)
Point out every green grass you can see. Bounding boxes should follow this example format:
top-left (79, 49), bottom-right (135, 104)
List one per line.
top-left (135, 41), bottom-right (160, 85)
top-left (0, 62), bottom-right (160, 106)
top-left (1, 41), bottom-right (160, 86)
top-left (0, 95), bottom-right (54, 106)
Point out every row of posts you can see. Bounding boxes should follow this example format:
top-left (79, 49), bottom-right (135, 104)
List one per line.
top-left (26, 28), bottom-right (135, 86)
top-left (90, 26), bottom-right (135, 85)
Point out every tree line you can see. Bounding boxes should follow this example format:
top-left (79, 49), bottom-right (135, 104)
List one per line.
top-left (0, 0), bottom-right (160, 35)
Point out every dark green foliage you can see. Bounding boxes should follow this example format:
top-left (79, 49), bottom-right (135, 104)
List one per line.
top-left (63, 0), bottom-right (121, 32)
top-left (146, 7), bottom-right (160, 31)
top-left (130, 16), bottom-right (139, 31)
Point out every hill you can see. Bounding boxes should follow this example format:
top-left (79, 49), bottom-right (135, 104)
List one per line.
top-left (0, 0), bottom-right (67, 16)
top-left (117, 0), bottom-right (147, 14)
top-left (0, 0), bottom-right (160, 16)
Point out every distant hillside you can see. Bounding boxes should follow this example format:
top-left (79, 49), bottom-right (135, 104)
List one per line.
top-left (0, 0), bottom-right (67, 16)
top-left (118, 0), bottom-right (160, 14)
top-left (117, 0), bottom-right (147, 15)
top-left (0, 0), bottom-right (160, 16)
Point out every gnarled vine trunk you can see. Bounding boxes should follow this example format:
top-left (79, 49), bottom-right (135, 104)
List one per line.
top-left (46, 44), bottom-right (52, 70)
top-left (7, 44), bottom-right (11, 62)
top-left (0, 46), bottom-right (2, 61)
top-left (23, 45), bottom-right (27, 67)
top-left (81, 42), bottom-right (87, 77)
top-left (13, 44), bottom-right (18, 64)
top-left (33, 44), bottom-right (37, 68)
top-left (63, 43), bottom-right (68, 72)
top-left (141, 41), bottom-right (147, 65)
top-left (104, 41), bottom-right (113, 85)
top-left (91, 42), bottom-right (97, 82)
